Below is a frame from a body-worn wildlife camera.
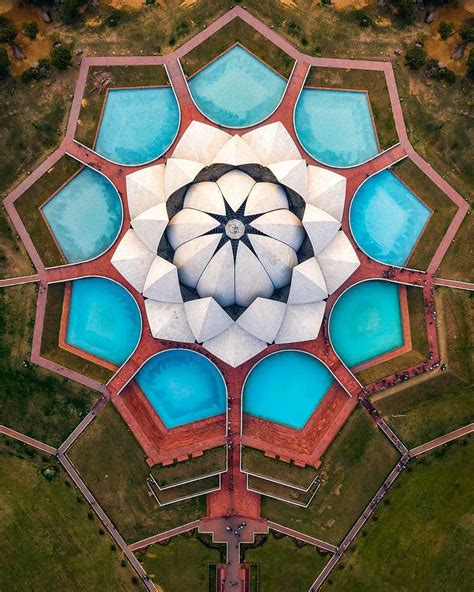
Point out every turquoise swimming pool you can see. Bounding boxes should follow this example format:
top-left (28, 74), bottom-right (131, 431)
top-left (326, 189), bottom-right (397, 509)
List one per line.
top-left (95, 87), bottom-right (180, 165)
top-left (294, 88), bottom-right (379, 167)
top-left (329, 280), bottom-right (404, 368)
top-left (243, 351), bottom-right (334, 429)
top-left (350, 169), bottom-right (431, 266)
top-left (135, 350), bottom-right (227, 429)
top-left (66, 277), bottom-right (141, 366)
top-left (188, 45), bottom-right (287, 128)
top-left (42, 167), bottom-right (122, 264)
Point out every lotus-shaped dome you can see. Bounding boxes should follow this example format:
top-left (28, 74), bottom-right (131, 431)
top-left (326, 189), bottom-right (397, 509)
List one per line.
top-left (112, 121), bottom-right (360, 367)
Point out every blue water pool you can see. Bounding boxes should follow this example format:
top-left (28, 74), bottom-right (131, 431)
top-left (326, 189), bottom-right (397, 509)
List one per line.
top-left (135, 350), bottom-right (227, 428)
top-left (188, 45), bottom-right (287, 128)
top-left (330, 280), bottom-right (403, 368)
top-left (350, 169), bottom-right (431, 266)
top-left (295, 88), bottom-right (379, 167)
top-left (243, 351), bottom-right (334, 429)
top-left (95, 87), bottom-right (180, 165)
top-left (66, 277), bottom-right (141, 366)
top-left (42, 167), bottom-right (122, 263)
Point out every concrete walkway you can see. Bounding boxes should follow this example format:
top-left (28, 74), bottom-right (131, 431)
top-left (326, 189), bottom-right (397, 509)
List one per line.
top-left (434, 278), bottom-right (474, 291)
top-left (129, 521), bottom-right (201, 552)
top-left (0, 425), bottom-right (58, 455)
top-left (410, 423), bottom-right (474, 457)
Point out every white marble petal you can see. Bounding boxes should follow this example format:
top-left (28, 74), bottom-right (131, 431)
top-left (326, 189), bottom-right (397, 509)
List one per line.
top-left (250, 209), bottom-right (304, 250)
top-left (184, 297), bottom-right (233, 343)
top-left (211, 134), bottom-right (262, 166)
top-left (131, 202), bottom-right (169, 254)
top-left (236, 298), bottom-right (286, 343)
top-left (111, 229), bottom-right (154, 293)
top-left (197, 241), bottom-right (235, 307)
top-left (145, 300), bottom-right (195, 342)
top-left (248, 234), bottom-right (297, 289)
top-left (242, 122), bottom-right (300, 165)
top-left (126, 164), bottom-right (166, 219)
top-left (184, 182), bottom-right (226, 215)
top-left (288, 258), bottom-right (327, 304)
top-left (302, 203), bottom-right (341, 256)
top-left (142, 257), bottom-right (182, 303)
top-left (217, 170), bottom-right (255, 212)
top-left (172, 121), bottom-right (231, 164)
top-left (306, 165), bottom-right (346, 222)
top-left (166, 209), bottom-right (220, 251)
top-left (244, 182), bottom-right (288, 216)
top-left (203, 324), bottom-right (267, 368)
top-left (234, 242), bottom-right (274, 307)
top-left (275, 301), bottom-right (326, 344)
top-left (164, 158), bottom-right (204, 198)
top-left (268, 159), bottom-right (308, 200)
top-left (173, 234), bottom-right (221, 288)
top-left (317, 231), bottom-right (360, 294)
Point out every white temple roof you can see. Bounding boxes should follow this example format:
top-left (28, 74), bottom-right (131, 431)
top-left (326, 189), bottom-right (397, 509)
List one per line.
top-left (126, 164), bottom-right (166, 219)
top-left (242, 122), bottom-right (300, 165)
top-left (203, 324), bottom-right (267, 368)
top-left (217, 170), bottom-right (255, 212)
top-left (275, 301), bottom-right (325, 344)
top-left (268, 159), bottom-right (308, 200)
top-left (184, 297), bottom-right (233, 343)
top-left (173, 234), bottom-right (221, 288)
top-left (234, 242), bottom-right (273, 307)
top-left (111, 229), bottom-right (155, 292)
top-left (171, 121), bottom-right (231, 165)
top-left (164, 158), bottom-right (204, 198)
top-left (306, 165), bottom-right (346, 222)
top-left (142, 257), bottom-right (182, 303)
top-left (244, 183), bottom-right (288, 216)
top-left (131, 202), bottom-right (169, 254)
top-left (145, 300), bottom-right (195, 342)
top-left (317, 231), bottom-right (360, 294)
top-left (236, 297), bottom-right (286, 343)
top-left (302, 203), bottom-right (341, 256)
top-left (166, 209), bottom-right (220, 251)
top-left (211, 134), bottom-right (262, 166)
top-left (183, 182), bottom-right (226, 215)
top-left (248, 234), bottom-right (297, 289)
top-left (197, 242), bottom-right (235, 307)
top-left (250, 209), bottom-right (304, 250)
top-left (288, 258), bottom-right (328, 304)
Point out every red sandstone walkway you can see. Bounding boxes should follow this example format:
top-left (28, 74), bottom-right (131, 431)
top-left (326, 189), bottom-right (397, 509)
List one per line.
top-left (410, 423), bottom-right (474, 457)
top-left (0, 425), bottom-right (58, 455)
top-left (0, 274), bottom-right (40, 287)
top-left (129, 521), bottom-right (201, 551)
top-left (434, 278), bottom-right (474, 291)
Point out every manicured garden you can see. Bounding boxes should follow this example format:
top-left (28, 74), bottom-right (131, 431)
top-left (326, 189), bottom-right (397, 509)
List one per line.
top-left (0, 283), bottom-right (98, 447)
top-left (261, 409), bottom-right (400, 545)
top-left (151, 446), bottom-right (226, 487)
top-left (323, 437), bottom-right (473, 591)
top-left (0, 437), bottom-right (139, 591)
top-left (69, 405), bottom-right (207, 542)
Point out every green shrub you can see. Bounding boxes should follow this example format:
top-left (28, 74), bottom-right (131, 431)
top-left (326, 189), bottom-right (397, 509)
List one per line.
top-left (0, 16), bottom-right (17, 43)
top-left (352, 9), bottom-right (372, 27)
top-left (405, 44), bottom-right (427, 69)
top-left (104, 10), bottom-right (122, 28)
top-left (396, 0), bottom-right (416, 26)
top-left (22, 21), bottom-right (39, 40)
top-left (438, 21), bottom-right (455, 40)
top-left (425, 58), bottom-right (456, 84)
top-left (460, 19), bottom-right (474, 42)
top-left (466, 48), bottom-right (474, 79)
top-left (51, 44), bottom-right (72, 70)
top-left (21, 58), bottom-right (51, 84)
top-left (0, 46), bottom-right (10, 79)
top-left (60, 0), bottom-right (87, 26)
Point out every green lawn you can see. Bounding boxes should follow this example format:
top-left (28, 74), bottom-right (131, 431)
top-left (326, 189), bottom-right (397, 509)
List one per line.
top-left (0, 283), bottom-right (98, 447)
top-left (356, 286), bottom-right (429, 385)
top-left (14, 156), bottom-right (80, 268)
top-left (242, 446), bottom-right (318, 490)
top-left (243, 532), bottom-right (329, 592)
top-left (438, 214), bottom-right (474, 282)
top-left (68, 405), bottom-right (207, 542)
top-left (0, 437), bottom-right (140, 591)
top-left (375, 287), bottom-right (473, 448)
top-left (324, 436), bottom-right (474, 591)
top-left (180, 18), bottom-right (294, 78)
top-left (394, 158), bottom-right (459, 272)
top-left (305, 66), bottom-right (398, 150)
top-left (248, 474), bottom-right (320, 506)
top-left (41, 282), bottom-right (113, 384)
top-left (151, 446), bottom-right (226, 487)
top-left (138, 533), bottom-right (223, 592)
top-left (150, 474), bottom-right (220, 505)
top-left (261, 409), bottom-right (400, 545)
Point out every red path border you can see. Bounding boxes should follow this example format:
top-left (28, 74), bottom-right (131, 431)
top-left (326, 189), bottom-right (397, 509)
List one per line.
top-left (2, 7), bottom-right (469, 548)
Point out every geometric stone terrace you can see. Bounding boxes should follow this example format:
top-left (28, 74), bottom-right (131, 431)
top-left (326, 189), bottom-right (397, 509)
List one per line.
top-left (1, 7), bottom-right (472, 592)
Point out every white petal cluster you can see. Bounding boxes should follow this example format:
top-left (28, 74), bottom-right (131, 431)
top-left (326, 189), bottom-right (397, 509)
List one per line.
top-left (112, 122), bottom-right (359, 367)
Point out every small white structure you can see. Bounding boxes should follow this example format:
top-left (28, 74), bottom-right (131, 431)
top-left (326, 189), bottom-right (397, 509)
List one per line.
top-left (113, 122), bottom-right (360, 367)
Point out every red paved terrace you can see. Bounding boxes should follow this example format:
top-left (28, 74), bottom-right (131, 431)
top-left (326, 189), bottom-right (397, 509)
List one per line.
top-left (2, 7), bottom-right (469, 591)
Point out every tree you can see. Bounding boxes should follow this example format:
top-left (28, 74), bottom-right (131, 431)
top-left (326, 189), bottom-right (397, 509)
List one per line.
top-left (50, 45), bottom-right (72, 70)
top-left (467, 49), bottom-right (474, 79)
top-left (460, 20), bottom-right (474, 43)
top-left (0, 46), bottom-right (10, 79)
top-left (22, 21), bottom-right (39, 40)
top-left (397, 0), bottom-right (416, 26)
top-left (0, 17), bottom-right (17, 44)
top-left (60, 0), bottom-right (87, 26)
top-left (405, 44), bottom-right (427, 69)
top-left (438, 21), bottom-right (455, 40)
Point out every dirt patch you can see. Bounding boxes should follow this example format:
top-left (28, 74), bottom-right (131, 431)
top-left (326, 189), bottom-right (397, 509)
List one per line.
top-left (335, 0), bottom-right (376, 9)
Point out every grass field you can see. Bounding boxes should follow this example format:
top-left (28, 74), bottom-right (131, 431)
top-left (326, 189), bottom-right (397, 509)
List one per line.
top-left (69, 405), bottom-right (207, 542)
top-left (138, 533), bottom-right (223, 592)
top-left (242, 446), bottom-right (318, 490)
top-left (243, 532), bottom-right (329, 592)
top-left (180, 18), bottom-right (294, 78)
top-left (305, 66), bottom-right (398, 150)
top-left (374, 287), bottom-right (473, 448)
top-left (0, 283), bottom-right (98, 447)
top-left (151, 446), bottom-right (226, 487)
top-left (41, 282), bottom-right (113, 384)
top-left (0, 437), bottom-right (140, 591)
top-left (248, 475), bottom-right (320, 506)
top-left (356, 286), bottom-right (429, 385)
top-left (14, 155), bottom-right (80, 268)
top-left (261, 409), bottom-right (400, 545)
top-left (324, 436), bottom-right (474, 591)
top-left (394, 158), bottom-right (459, 272)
